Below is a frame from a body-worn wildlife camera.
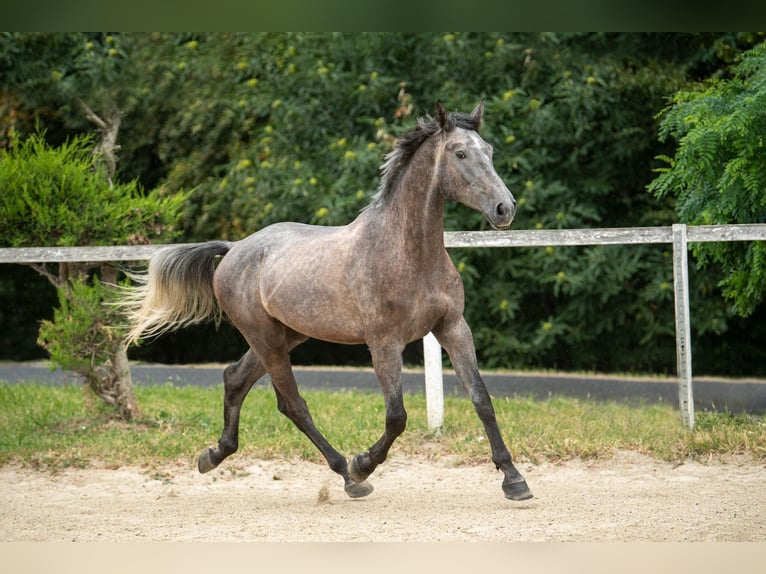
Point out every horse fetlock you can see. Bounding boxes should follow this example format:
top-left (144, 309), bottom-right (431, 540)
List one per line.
top-left (348, 453), bottom-right (373, 483)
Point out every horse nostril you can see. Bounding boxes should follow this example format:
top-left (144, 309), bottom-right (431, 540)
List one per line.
top-left (496, 202), bottom-right (512, 219)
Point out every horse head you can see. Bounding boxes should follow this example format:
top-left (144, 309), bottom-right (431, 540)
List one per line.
top-left (435, 100), bottom-right (516, 230)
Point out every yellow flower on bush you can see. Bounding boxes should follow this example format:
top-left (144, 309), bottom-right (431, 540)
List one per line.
top-left (316, 207), bottom-right (329, 218)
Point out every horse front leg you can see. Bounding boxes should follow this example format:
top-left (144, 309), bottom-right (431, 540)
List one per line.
top-left (348, 346), bottom-right (407, 484)
top-left (434, 317), bottom-right (533, 501)
top-left (198, 349), bottom-right (265, 473)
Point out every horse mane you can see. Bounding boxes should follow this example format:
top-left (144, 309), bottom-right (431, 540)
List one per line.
top-left (366, 108), bottom-right (481, 209)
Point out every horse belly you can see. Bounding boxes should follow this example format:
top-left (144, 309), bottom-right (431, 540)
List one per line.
top-left (265, 288), bottom-right (367, 345)
top-left (259, 256), bottom-right (368, 345)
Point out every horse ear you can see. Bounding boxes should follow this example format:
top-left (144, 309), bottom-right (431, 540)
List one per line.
top-left (470, 98), bottom-right (485, 129)
top-left (435, 100), bottom-right (449, 130)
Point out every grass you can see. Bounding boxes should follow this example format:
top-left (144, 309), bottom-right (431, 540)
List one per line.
top-left (1, 381), bottom-right (765, 472)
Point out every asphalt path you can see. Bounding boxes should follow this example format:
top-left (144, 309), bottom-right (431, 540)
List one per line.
top-left (2, 361), bottom-right (765, 413)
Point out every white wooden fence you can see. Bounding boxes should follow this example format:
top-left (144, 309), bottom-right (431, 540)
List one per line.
top-left (2, 223), bottom-right (765, 429)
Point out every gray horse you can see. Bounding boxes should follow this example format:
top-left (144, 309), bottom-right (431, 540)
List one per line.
top-left (121, 100), bottom-right (532, 501)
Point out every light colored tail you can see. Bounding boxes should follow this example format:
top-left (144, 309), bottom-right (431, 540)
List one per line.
top-left (118, 241), bottom-right (233, 347)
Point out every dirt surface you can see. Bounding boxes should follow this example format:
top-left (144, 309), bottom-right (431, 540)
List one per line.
top-left (2, 451), bottom-right (765, 542)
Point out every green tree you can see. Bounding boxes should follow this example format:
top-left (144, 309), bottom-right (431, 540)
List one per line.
top-left (649, 41), bottom-right (766, 317)
top-left (0, 132), bottom-right (186, 418)
top-left (3, 32), bottom-right (765, 375)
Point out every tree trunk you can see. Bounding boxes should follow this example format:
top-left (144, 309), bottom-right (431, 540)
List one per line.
top-left (101, 264), bottom-right (139, 420)
top-left (111, 344), bottom-right (139, 420)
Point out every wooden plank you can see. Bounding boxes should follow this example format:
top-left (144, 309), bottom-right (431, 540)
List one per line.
top-left (1, 224), bottom-right (763, 263)
top-left (445, 226), bottom-right (673, 248)
top-left (445, 223), bottom-right (766, 248)
top-left (0, 244), bottom-right (183, 264)
top-left (686, 223), bottom-right (766, 243)
top-left (672, 224), bottom-right (695, 430)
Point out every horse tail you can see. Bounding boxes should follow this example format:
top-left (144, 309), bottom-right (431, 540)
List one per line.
top-left (119, 241), bottom-right (233, 347)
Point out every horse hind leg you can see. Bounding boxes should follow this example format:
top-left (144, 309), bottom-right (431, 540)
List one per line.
top-left (348, 345), bottom-right (407, 485)
top-left (198, 349), bottom-right (265, 473)
top-left (265, 353), bottom-right (374, 499)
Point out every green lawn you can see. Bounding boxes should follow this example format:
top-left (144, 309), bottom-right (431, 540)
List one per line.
top-left (1, 382), bottom-right (764, 471)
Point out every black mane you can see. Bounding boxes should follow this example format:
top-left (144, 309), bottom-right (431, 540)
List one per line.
top-left (367, 109), bottom-right (481, 208)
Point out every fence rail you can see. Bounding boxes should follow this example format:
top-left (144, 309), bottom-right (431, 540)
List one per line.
top-left (3, 223), bottom-right (765, 429)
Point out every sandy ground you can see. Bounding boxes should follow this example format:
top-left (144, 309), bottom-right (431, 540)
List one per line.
top-left (2, 451), bottom-right (765, 542)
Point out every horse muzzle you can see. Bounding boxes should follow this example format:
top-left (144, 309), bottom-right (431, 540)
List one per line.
top-left (487, 199), bottom-right (515, 230)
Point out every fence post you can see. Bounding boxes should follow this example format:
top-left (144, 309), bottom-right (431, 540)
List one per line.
top-left (423, 332), bottom-right (444, 430)
top-left (672, 224), bottom-right (695, 430)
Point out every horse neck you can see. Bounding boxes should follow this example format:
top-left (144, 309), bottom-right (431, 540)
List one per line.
top-left (375, 142), bottom-right (446, 256)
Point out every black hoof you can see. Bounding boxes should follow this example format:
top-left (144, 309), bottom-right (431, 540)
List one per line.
top-left (197, 447), bottom-right (219, 474)
top-left (344, 480), bottom-right (374, 499)
top-left (503, 477), bottom-right (533, 501)
top-left (348, 454), bottom-right (371, 483)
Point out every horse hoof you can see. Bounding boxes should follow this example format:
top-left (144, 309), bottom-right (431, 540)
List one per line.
top-left (197, 447), bottom-right (218, 474)
top-left (503, 478), bottom-right (533, 501)
top-left (348, 454), bottom-right (370, 483)
top-left (345, 480), bottom-right (374, 499)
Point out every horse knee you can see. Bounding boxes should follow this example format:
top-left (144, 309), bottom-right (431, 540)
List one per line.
top-left (218, 435), bottom-right (238, 457)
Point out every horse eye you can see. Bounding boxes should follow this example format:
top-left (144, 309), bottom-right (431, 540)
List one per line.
top-left (455, 150), bottom-right (466, 159)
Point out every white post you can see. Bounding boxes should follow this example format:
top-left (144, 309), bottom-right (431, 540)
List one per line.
top-left (672, 224), bottom-right (695, 430)
top-left (423, 332), bottom-right (444, 430)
